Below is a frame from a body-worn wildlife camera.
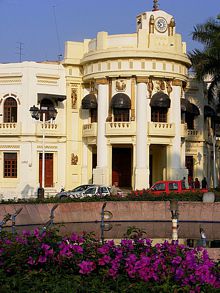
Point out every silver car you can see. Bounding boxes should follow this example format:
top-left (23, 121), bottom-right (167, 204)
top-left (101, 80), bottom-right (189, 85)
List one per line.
top-left (56, 184), bottom-right (95, 199)
top-left (80, 185), bottom-right (111, 198)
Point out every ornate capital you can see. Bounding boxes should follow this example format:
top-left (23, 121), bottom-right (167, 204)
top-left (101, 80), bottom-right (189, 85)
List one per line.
top-left (172, 79), bottom-right (182, 86)
top-left (136, 77), bottom-right (149, 84)
top-left (96, 78), bottom-right (108, 85)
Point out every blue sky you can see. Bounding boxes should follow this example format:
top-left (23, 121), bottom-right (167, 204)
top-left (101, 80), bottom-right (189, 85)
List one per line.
top-left (0, 0), bottom-right (219, 63)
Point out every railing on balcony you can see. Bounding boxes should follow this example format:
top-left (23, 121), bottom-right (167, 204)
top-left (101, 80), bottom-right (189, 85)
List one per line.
top-left (36, 122), bottom-right (62, 136)
top-left (105, 121), bottom-right (136, 136)
top-left (148, 122), bottom-right (175, 137)
top-left (0, 122), bottom-right (21, 135)
top-left (82, 123), bottom-right (97, 137)
top-left (186, 129), bottom-right (203, 141)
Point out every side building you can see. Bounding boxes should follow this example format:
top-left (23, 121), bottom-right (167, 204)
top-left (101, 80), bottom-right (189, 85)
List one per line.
top-left (0, 61), bottom-right (66, 199)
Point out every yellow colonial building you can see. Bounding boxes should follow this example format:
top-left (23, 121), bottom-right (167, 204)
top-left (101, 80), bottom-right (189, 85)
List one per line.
top-left (0, 2), bottom-right (219, 199)
top-left (63, 3), bottom-right (219, 192)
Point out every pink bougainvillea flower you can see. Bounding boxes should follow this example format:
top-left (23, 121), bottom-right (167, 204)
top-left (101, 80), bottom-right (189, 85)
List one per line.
top-left (38, 255), bottom-right (47, 263)
top-left (78, 260), bottom-right (96, 275)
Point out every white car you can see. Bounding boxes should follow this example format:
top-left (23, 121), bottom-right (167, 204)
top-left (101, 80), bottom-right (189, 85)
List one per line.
top-left (80, 185), bottom-right (111, 198)
top-left (56, 184), bottom-right (96, 199)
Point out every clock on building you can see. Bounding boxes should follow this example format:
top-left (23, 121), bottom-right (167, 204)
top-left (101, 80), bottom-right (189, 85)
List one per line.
top-left (155, 17), bottom-right (168, 33)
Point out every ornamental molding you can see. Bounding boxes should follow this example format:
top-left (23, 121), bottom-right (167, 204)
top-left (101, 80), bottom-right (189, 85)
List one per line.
top-left (71, 86), bottom-right (78, 109)
top-left (115, 79), bottom-right (126, 92)
top-left (71, 153), bottom-right (78, 165)
top-left (0, 145), bottom-right (20, 149)
top-left (37, 146), bottom-right (58, 149)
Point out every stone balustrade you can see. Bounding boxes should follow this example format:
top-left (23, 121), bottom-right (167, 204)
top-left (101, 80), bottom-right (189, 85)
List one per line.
top-left (105, 121), bottom-right (136, 136)
top-left (148, 122), bottom-right (175, 137)
top-left (0, 122), bottom-right (21, 135)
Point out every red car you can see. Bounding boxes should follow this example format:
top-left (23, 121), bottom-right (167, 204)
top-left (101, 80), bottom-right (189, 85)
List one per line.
top-left (148, 180), bottom-right (208, 195)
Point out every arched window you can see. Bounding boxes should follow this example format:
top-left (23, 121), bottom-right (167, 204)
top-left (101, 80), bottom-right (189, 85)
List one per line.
top-left (113, 109), bottom-right (130, 122)
top-left (81, 93), bottom-right (98, 123)
top-left (151, 107), bottom-right (168, 122)
top-left (4, 97), bottom-right (17, 122)
top-left (40, 99), bottom-right (55, 121)
top-left (150, 92), bottom-right (170, 123)
top-left (111, 93), bottom-right (131, 122)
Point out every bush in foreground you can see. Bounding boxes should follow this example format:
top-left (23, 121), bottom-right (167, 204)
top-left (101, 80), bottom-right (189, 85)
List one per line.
top-left (0, 228), bottom-right (219, 292)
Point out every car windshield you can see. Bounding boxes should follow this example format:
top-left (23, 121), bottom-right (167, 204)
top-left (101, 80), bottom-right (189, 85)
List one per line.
top-left (153, 183), bottom-right (165, 191)
top-left (73, 186), bottom-right (85, 192)
top-left (84, 187), bottom-right (97, 195)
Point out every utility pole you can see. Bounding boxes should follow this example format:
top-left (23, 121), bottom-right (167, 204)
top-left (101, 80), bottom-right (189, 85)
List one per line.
top-left (16, 42), bottom-right (24, 62)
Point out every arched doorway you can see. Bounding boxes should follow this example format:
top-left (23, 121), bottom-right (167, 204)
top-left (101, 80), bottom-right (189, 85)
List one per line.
top-left (112, 146), bottom-right (132, 188)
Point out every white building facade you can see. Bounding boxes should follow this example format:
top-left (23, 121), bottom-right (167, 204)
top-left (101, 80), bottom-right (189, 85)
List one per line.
top-left (0, 62), bottom-right (66, 199)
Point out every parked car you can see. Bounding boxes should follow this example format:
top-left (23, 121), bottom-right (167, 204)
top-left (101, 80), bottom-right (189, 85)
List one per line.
top-left (80, 185), bottom-right (111, 198)
top-left (56, 184), bottom-right (95, 199)
top-left (147, 180), bottom-right (208, 195)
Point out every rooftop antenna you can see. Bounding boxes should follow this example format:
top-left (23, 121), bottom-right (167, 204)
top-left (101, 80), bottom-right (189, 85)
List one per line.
top-left (152, 0), bottom-right (159, 11)
top-left (16, 42), bottom-right (24, 62)
top-left (52, 5), bottom-right (62, 61)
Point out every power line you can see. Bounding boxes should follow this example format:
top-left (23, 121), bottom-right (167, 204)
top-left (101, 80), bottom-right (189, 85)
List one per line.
top-left (52, 5), bottom-right (62, 61)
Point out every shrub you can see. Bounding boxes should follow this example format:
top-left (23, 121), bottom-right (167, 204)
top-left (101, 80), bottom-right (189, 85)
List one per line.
top-left (0, 228), bottom-right (219, 292)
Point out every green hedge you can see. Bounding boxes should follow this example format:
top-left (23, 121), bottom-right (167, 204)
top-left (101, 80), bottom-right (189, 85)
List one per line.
top-left (1, 190), bottom-right (220, 204)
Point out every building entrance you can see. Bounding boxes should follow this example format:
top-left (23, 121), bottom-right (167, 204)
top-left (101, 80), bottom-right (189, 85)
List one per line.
top-left (112, 147), bottom-right (132, 187)
top-left (39, 153), bottom-right (53, 187)
top-left (150, 145), bottom-right (167, 185)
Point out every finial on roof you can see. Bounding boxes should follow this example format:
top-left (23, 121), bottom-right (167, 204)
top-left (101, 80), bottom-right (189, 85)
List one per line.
top-left (152, 0), bottom-right (159, 11)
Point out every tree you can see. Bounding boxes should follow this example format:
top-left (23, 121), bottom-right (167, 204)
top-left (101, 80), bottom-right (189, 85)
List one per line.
top-left (188, 14), bottom-right (220, 102)
top-left (188, 15), bottom-right (220, 188)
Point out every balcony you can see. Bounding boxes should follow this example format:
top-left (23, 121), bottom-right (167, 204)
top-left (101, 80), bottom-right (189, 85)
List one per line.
top-left (35, 122), bottom-right (63, 137)
top-left (186, 129), bottom-right (203, 141)
top-left (105, 121), bottom-right (136, 136)
top-left (82, 123), bottom-right (97, 137)
top-left (147, 122), bottom-right (175, 137)
top-left (0, 122), bottom-right (22, 135)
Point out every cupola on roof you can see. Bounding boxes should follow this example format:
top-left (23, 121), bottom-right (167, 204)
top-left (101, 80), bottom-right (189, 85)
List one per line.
top-left (136, 0), bottom-right (175, 36)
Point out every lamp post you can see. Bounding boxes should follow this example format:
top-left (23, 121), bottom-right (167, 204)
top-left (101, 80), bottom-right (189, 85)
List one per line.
top-left (170, 199), bottom-right (179, 242)
top-left (100, 202), bottom-right (113, 244)
top-left (29, 105), bottom-right (57, 195)
top-left (211, 123), bottom-right (217, 188)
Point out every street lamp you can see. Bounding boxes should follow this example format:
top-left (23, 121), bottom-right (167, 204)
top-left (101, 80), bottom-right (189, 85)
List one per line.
top-left (169, 199), bottom-right (179, 241)
top-left (29, 105), bottom-right (57, 196)
top-left (100, 202), bottom-right (113, 244)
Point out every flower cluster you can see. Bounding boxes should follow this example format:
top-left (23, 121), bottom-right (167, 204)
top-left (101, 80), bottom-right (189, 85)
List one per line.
top-left (0, 228), bottom-right (219, 292)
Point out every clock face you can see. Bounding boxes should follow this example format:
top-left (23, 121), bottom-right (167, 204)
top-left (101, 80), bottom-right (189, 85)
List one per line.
top-left (155, 17), bottom-right (168, 33)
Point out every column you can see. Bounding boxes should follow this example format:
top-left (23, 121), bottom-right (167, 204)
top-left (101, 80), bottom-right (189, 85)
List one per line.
top-left (135, 78), bottom-right (149, 189)
top-left (169, 80), bottom-right (184, 179)
top-left (81, 140), bottom-right (88, 183)
top-left (93, 79), bottom-right (109, 185)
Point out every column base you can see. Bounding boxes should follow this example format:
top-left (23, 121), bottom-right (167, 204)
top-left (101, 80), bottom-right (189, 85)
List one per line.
top-left (81, 167), bottom-right (89, 184)
top-left (135, 168), bottom-right (150, 190)
top-left (93, 167), bottom-right (109, 185)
